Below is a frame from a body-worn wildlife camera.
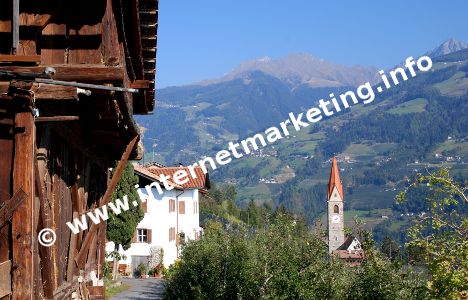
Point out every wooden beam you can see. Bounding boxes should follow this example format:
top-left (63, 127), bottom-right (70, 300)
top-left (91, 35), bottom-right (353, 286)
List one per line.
top-left (0, 55), bottom-right (41, 64)
top-left (101, 135), bottom-right (139, 206)
top-left (35, 116), bottom-right (79, 122)
top-left (52, 281), bottom-right (77, 300)
top-left (33, 84), bottom-right (78, 100)
top-left (34, 148), bottom-right (54, 298)
top-left (0, 65), bottom-right (125, 83)
top-left (75, 135), bottom-right (138, 268)
top-left (0, 189), bottom-right (26, 229)
top-left (12, 110), bottom-right (35, 300)
top-left (129, 80), bottom-right (150, 89)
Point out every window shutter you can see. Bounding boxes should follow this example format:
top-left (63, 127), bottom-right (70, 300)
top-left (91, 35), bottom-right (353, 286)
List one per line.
top-left (147, 229), bottom-right (152, 243)
top-left (132, 231), bottom-right (137, 243)
top-left (142, 201), bottom-right (147, 213)
top-left (169, 199), bottom-right (176, 212)
top-left (179, 201), bottom-right (185, 214)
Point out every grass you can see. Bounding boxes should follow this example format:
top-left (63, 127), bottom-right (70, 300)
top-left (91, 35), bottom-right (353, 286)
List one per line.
top-left (349, 186), bottom-right (398, 210)
top-left (343, 143), bottom-right (374, 156)
top-left (433, 71), bottom-right (468, 96)
top-left (388, 98), bottom-right (428, 115)
top-left (106, 283), bottom-right (130, 299)
top-left (433, 140), bottom-right (468, 157)
top-left (237, 183), bottom-right (272, 203)
top-left (342, 142), bottom-right (397, 158)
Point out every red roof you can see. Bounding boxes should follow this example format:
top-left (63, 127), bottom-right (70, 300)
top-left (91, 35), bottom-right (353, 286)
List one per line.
top-left (328, 157), bottom-right (344, 200)
top-left (332, 250), bottom-right (364, 260)
top-left (133, 164), bottom-right (210, 191)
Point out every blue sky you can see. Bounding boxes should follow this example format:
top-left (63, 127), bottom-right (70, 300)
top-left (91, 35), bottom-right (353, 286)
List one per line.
top-left (156, 0), bottom-right (468, 88)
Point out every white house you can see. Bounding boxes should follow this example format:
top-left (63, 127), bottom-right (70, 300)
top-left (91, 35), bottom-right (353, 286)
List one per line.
top-left (106, 163), bottom-right (210, 273)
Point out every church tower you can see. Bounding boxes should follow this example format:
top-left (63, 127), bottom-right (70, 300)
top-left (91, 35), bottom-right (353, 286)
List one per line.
top-left (328, 157), bottom-right (345, 253)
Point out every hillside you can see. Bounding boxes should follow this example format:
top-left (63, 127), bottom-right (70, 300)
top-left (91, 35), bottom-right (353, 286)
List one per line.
top-left (137, 41), bottom-right (468, 243)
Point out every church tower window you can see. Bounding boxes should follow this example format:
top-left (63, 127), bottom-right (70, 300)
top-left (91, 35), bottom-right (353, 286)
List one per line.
top-left (334, 204), bottom-right (339, 214)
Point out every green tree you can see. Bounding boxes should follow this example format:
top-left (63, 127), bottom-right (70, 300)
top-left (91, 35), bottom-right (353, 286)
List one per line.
top-left (164, 210), bottom-right (427, 299)
top-left (380, 236), bottom-right (401, 262)
top-left (106, 162), bottom-right (144, 279)
top-left (348, 247), bottom-right (426, 300)
top-left (397, 168), bottom-right (468, 299)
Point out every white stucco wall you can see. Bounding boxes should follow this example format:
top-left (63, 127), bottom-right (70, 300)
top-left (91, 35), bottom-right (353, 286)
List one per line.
top-left (346, 238), bottom-right (362, 251)
top-left (106, 185), bottom-right (201, 269)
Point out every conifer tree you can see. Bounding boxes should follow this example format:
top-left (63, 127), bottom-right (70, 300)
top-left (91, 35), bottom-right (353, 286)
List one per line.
top-left (106, 162), bottom-right (144, 279)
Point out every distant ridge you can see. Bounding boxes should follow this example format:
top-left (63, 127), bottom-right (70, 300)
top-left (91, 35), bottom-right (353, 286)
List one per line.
top-left (426, 38), bottom-right (468, 58)
top-left (198, 53), bottom-right (379, 88)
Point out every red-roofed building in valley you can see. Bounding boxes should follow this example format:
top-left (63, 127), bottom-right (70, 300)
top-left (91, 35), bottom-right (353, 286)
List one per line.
top-left (327, 157), bottom-right (364, 265)
top-left (106, 163), bottom-right (210, 274)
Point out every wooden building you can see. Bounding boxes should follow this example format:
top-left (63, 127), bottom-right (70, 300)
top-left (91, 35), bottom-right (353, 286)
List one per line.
top-left (0, 0), bottom-right (158, 299)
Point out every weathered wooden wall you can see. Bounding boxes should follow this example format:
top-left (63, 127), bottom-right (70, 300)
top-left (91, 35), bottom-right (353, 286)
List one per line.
top-left (0, 0), bottom-right (158, 299)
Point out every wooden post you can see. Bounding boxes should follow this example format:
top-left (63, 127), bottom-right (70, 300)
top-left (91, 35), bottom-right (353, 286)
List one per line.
top-left (12, 109), bottom-right (35, 300)
top-left (12, 0), bottom-right (20, 53)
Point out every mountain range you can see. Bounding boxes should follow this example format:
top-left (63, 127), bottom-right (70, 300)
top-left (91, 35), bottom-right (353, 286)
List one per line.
top-left (137, 38), bottom-right (468, 243)
top-left (199, 53), bottom-right (379, 88)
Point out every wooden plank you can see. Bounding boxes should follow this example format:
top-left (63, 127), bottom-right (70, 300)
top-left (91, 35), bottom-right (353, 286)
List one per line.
top-left (129, 80), bottom-right (150, 89)
top-left (15, 9), bottom-right (54, 56)
top-left (0, 65), bottom-right (125, 83)
top-left (0, 260), bottom-right (12, 298)
top-left (102, 0), bottom-right (121, 66)
top-left (97, 222), bottom-right (106, 280)
top-left (66, 211), bottom-right (79, 282)
top-left (75, 136), bottom-right (138, 268)
top-left (35, 116), bottom-right (79, 122)
top-left (87, 286), bottom-right (105, 300)
top-left (40, 23), bottom-right (66, 65)
top-left (12, 110), bottom-right (35, 300)
top-left (85, 233), bottom-right (98, 274)
top-left (0, 189), bottom-right (26, 229)
top-left (68, 24), bottom-right (103, 64)
top-left (0, 133), bottom-right (13, 263)
top-left (0, 55), bottom-right (41, 64)
top-left (33, 189), bottom-right (42, 300)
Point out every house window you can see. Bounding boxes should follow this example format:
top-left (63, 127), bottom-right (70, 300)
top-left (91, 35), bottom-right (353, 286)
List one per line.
top-left (137, 229), bottom-right (147, 243)
top-left (169, 199), bottom-right (176, 213)
top-left (334, 204), bottom-right (339, 214)
top-left (179, 201), bottom-right (185, 214)
top-left (193, 201), bottom-right (198, 214)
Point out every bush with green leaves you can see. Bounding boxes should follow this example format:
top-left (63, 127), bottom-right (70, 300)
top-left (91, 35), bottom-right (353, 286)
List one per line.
top-left (164, 212), bottom-right (425, 299)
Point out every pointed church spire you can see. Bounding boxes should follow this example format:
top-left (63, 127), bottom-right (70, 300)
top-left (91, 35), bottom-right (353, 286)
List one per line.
top-left (328, 157), bottom-right (344, 200)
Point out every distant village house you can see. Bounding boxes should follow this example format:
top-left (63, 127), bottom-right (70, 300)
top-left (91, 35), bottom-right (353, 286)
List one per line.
top-left (106, 163), bottom-right (209, 274)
